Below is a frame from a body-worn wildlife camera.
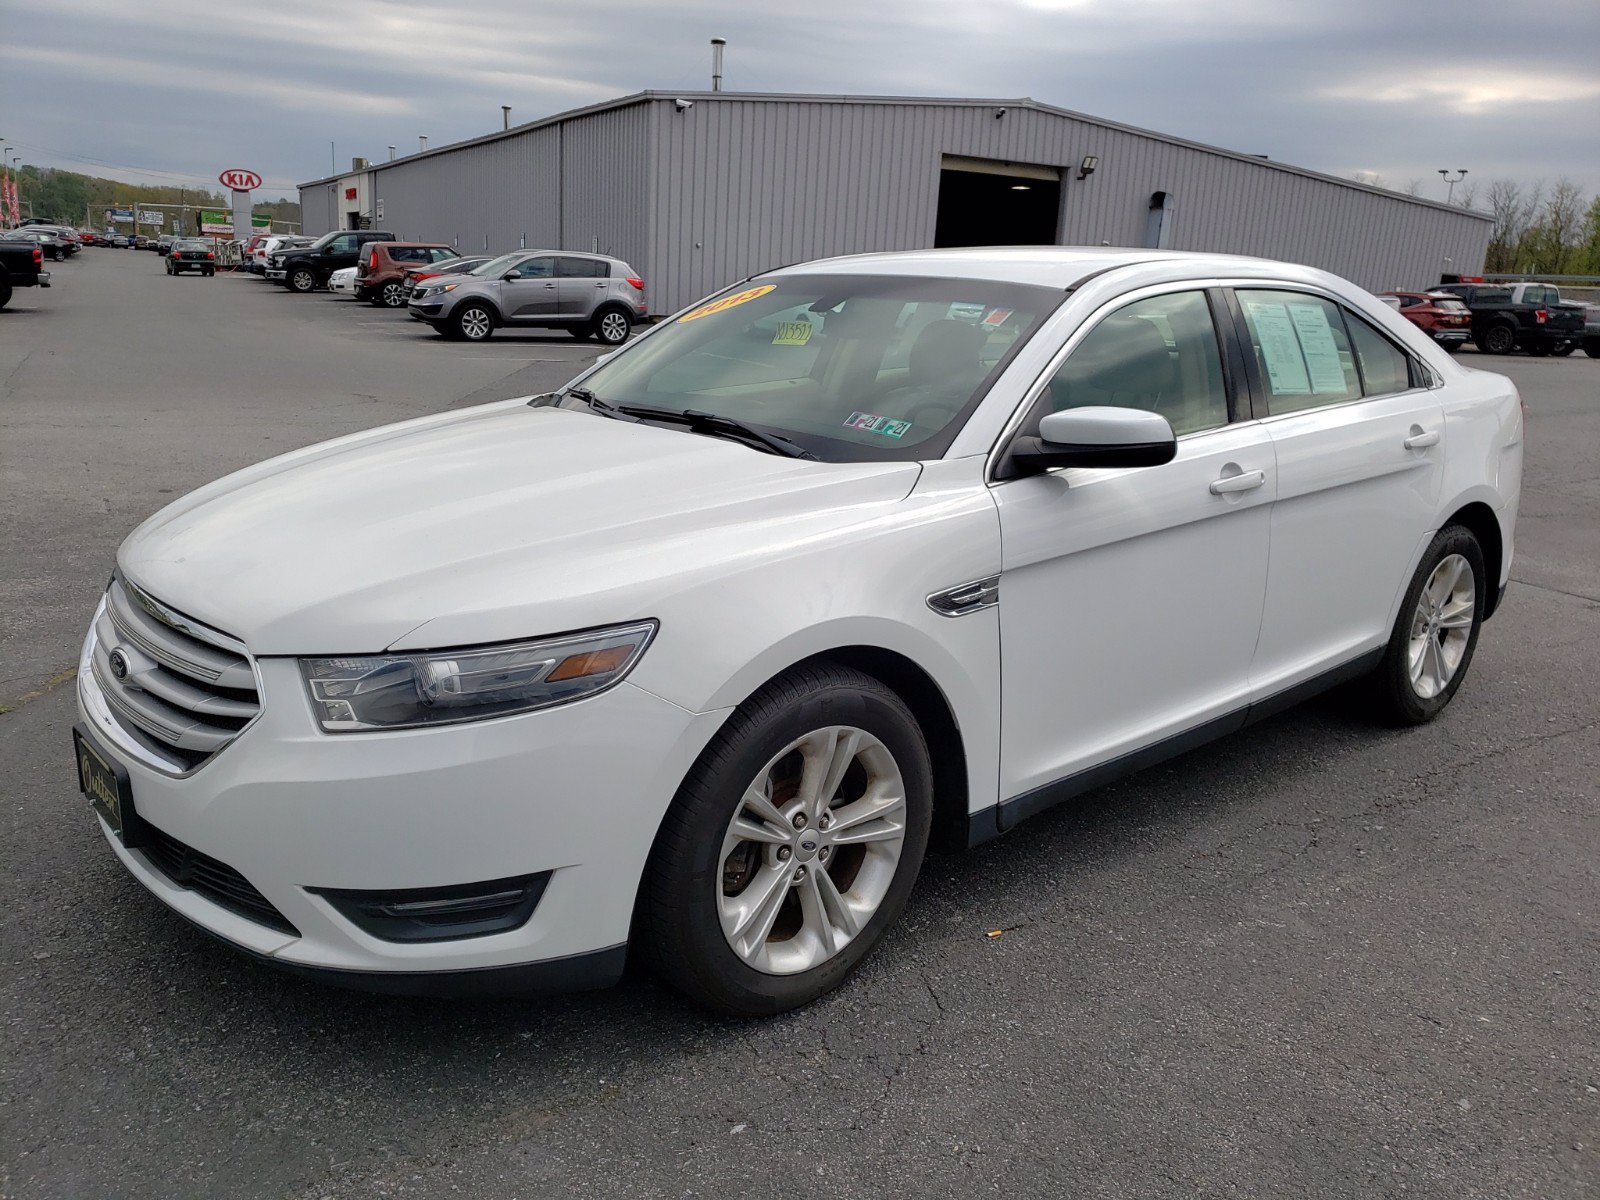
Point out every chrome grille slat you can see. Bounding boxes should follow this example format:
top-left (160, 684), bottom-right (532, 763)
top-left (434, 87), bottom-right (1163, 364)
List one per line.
top-left (89, 577), bottom-right (261, 773)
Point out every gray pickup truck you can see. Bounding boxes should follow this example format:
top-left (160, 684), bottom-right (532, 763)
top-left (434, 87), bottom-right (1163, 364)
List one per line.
top-left (0, 236), bottom-right (53, 309)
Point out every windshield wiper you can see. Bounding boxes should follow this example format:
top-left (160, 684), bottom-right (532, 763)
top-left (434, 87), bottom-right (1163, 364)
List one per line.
top-left (612, 404), bottom-right (817, 459)
top-left (564, 385), bottom-right (616, 414)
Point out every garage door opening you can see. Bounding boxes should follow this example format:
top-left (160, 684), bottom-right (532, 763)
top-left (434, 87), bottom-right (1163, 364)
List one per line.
top-left (934, 156), bottom-right (1062, 249)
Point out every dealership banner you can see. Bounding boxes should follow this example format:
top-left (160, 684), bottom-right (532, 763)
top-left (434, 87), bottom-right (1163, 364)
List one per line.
top-left (107, 208), bottom-right (134, 222)
top-left (199, 209), bottom-right (232, 234)
top-left (139, 210), bottom-right (164, 227)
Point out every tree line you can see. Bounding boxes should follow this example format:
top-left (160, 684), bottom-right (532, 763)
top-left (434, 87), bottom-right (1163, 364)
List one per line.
top-left (6, 165), bottom-right (302, 231)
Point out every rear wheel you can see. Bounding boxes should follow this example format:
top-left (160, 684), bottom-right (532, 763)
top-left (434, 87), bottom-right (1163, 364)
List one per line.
top-left (1477, 324), bottom-right (1516, 355)
top-left (287, 267), bottom-right (317, 293)
top-left (593, 307), bottom-right (631, 346)
top-left (639, 663), bottom-right (932, 1015)
top-left (1440, 340), bottom-right (1461, 353)
top-left (0, 281), bottom-right (11, 310)
top-left (450, 303), bottom-right (495, 341)
top-left (1586, 339), bottom-right (1600, 360)
top-left (1364, 525), bottom-right (1485, 725)
top-left (1551, 342), bottom-right (1575, 357)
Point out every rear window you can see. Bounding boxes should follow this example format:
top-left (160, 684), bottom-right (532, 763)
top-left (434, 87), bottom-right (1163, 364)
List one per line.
top-left (558, 256), bottom-right (609, 278)
top-left (1431, 298), bottom-right (1470, 313)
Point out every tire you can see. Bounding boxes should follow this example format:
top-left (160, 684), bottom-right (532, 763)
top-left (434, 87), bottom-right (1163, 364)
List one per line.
top-left (0, 281), bottom-right (11, 310)
top-left (1551, 343), bottom-right (1575, 358)
top-left (1440, 340), bottom-right (1462, 354)
top-left (592, 307), bottom-right (632, 346)
top-left (287, 267), bottom-right (317, 293)
top-left (1363, 525), bottom-right (1486, 726)
top-left (1477, 324), bottom-right (1516, 355)
top-left (165, 263), bottom-right (174, 276)
top-left (1586, 339), bottom-right (1600, 360)
top-left (378, 281), bottom-right (406, 308)
top-left (204, 269), bottom-right (214, 277)
top-left (1529, 342), bottom-right (1551, 358)
top-left (639, 663), bottom-right (933, 1015)
top-left (567, 327), bottom-right (594, 340)
top-left (450, 303), bottom-right (495, 341)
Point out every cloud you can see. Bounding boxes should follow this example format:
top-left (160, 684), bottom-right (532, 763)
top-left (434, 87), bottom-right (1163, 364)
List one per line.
top-left (3, 0), bottom-right (1597, 204)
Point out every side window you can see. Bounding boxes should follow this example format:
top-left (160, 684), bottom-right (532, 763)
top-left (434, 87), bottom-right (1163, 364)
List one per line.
top-left (329, 234), bottom-right (358, 254)
top-left (510, 257), bottom-right (554, 279)
top-left (429, 247), bottom-right (458, 262)
top-left (1236, 290), bottom-right (1361, 413)
top-left (557, 256), bottom-right (606, 278)
top-left (1045, 290), bottom-right (1229, 437)
top-left (1345, 313), bottom-right (1413, 397)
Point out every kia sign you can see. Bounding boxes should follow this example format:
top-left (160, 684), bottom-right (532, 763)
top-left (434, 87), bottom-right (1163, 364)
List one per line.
top-left (218, 168), bottom-right (262, 191)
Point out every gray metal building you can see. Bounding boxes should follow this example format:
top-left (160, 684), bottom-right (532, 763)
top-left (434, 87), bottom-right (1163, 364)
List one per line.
top-left (299, 91), bottom-right (1492, 314)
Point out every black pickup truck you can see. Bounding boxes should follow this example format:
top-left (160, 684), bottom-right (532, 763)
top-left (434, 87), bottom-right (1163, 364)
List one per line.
top-left (273, 229), bottom-right (396, 293)
top-left (1434, 280), bottom-right (1586, 356)
top-left (0, 237), bottom-right (53, 309)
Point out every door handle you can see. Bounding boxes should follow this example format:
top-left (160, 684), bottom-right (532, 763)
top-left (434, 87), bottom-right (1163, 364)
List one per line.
top-left (1209, 469), bottom-right (1266, 496)
top-left (543, 282), bottom-right (556, 289)
top-left (1403, 427), bottom-right (1440, 450)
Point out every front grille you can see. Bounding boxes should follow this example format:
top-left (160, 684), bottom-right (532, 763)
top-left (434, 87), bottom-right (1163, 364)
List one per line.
top-left (90, 576), bottom-right (259, 772)
top-left (141, 823), bottom-right (299, 936)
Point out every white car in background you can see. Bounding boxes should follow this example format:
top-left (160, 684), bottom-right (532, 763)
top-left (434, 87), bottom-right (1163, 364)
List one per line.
top-left (327, 266), bottom-right (357, 296)
top-left (73, 248), bottom-right (1522, 1015)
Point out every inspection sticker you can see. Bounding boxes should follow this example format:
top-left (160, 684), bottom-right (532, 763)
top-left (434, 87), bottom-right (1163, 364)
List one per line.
top-left (845, 412), bottom-right (912, 438)
top-left (771, 319), bottom-right (813, 346)
top-left (981, 307), bottom-right (1014, 327)
top-left (680, 283), bottom-right (777, 322)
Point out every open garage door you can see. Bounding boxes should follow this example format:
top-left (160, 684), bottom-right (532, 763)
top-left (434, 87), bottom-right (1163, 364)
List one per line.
top-left (934, 156), bottom-right (1062, 249)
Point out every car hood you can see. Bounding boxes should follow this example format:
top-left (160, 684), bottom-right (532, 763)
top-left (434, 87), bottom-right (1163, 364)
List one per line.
top-left (119, 402), bottom-right (922, 654)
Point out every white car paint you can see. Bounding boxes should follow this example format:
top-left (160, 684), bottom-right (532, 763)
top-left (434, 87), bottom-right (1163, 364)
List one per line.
top-left (327, 266), bottom-right (357, 295)
top-left (76, 247), bottom-right (1522, 991)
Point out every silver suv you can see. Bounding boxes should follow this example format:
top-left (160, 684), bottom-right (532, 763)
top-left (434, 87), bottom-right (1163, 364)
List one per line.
top-left (407, 250), bottom-right (647, 343)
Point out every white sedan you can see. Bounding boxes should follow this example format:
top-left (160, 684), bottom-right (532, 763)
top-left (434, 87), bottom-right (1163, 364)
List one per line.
top-left (74, 248), bottom-right (1522, 1014)
top-left (327, 266), bottom-right (357, 296)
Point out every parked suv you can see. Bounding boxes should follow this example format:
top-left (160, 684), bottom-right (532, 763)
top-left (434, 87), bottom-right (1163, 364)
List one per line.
top-left (408, 250), bottom-right (646, 342)
top-left (355, 242), bottom-right (461, 307)
top-left (274, 230), bottom-right (397, 293)
top-left (1379, 291), bottom-right (1473, 351)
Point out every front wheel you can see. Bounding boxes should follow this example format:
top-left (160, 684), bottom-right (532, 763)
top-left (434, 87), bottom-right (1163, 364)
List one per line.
top-left (1550, 343), bottom-right (1575, 357)
top-left (379, 281), bottom-right (406, 308)
top-left (1439, 340), bottom-right (1462, 354)
top-left (1585, 339), bottom-right (1600, 360)
top-left (639, 663), bottom-right (932, 1015)
top-left (0, 281), bottom-right (11, 310)
top-left (1364, 525), bottom-right (1486, 725)
top-left (449, 303), bottom-right (495, 341)
top-left (287, 267), bottom-right (317, 293)
top-left (1477, 324), bottom-right (1516, 355)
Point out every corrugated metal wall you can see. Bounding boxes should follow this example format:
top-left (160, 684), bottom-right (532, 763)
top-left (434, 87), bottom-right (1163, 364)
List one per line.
top-left (297, 184), bottom-right (335, 237)
top-left (304, 106), bottom-right (653, 261)
top-left (641, 96), bottom-right (1491, 312)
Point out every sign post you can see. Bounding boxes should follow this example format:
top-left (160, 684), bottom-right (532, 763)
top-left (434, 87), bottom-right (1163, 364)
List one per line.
top-left (217, 168), bottom-right (262, 240)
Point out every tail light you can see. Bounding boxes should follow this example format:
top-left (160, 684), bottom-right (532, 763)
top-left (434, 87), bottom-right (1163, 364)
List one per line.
top-left (369, 249), bottom-right (379, 271)
top-left (1534, 309), bottom-right (1547, 324)
top-left (31, 247), bottom-right (42, 267)
top-left (626, 276), bottom-right (645, 291)
top-left (206, 251), bottom-right (214, 259)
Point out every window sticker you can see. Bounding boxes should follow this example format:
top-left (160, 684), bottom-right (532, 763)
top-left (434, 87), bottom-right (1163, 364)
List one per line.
top-left (981, 307), bottom-right (1014, 328)
top-left (845, 412), bottom-right (913, 438)
top-left (1243, 300), bottom-right (1311, 395)
top-left (1286, 303), bottom-right (1350, 394)
top-left (680, 283), bottom-right (777, 322)
top-left (771, 319), bottom-right (814, 346)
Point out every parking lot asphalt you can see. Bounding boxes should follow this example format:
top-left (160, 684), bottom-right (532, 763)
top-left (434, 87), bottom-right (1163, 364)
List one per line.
top-left (1, 249), bottom-right (1596, 1199)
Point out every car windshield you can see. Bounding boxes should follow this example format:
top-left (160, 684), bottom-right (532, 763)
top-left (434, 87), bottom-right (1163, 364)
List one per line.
top-left (569, 273), bottom-right (1061, 462)
top-left (469, 252), bottom-right (526, 278)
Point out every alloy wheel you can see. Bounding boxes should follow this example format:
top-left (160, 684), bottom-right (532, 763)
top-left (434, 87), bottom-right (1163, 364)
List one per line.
top-left (1407, 553), bottom-right (1475, 699)
top-left (459, 307), bottom-right (493, 340)
top-left (599, 311), bottom-right (629, 344)
top-left (381, 283), bottom-right (405, 307)
top-left (717, 726), bottom-right (907, 975)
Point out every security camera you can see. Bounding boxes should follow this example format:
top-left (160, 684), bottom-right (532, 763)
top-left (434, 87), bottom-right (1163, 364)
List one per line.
top-left (675, 98), bottom-right (694, 112)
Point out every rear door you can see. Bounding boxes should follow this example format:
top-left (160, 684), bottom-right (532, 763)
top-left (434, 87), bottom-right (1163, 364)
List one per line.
top-left (1228, 287), bottom-right (1444, 696)
top-left (501, 255), bottom-right (558, 320)
top-left (556, 256), bottom-right (609, 320)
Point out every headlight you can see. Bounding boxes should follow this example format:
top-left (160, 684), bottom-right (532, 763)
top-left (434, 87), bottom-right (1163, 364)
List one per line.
top-left (299, 621), bottom-right (657, 732)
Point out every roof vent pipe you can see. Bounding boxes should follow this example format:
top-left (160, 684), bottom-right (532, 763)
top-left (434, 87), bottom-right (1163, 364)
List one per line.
top-left (419, 135), bottom-right (428, 153)
top-left (502, 105), bottom-right (511, 131)
top-left (711, 37), bottom-right (725, 92)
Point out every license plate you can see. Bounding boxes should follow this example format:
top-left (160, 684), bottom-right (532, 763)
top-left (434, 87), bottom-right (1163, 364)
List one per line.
top-left (73, 725), bottom-right (136, 840)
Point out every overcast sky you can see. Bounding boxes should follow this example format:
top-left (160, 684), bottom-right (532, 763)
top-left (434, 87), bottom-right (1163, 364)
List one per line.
top-left (4, 0), bottom-right (1598, 207)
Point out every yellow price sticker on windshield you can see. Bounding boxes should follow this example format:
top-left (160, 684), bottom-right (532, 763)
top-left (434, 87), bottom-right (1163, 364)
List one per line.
top-left (681, 283), bottom-right (776, 322)
top-left (771, 320), bottom-right (813, 346)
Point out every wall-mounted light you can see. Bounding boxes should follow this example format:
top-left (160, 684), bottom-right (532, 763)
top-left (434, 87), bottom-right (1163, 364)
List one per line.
top-left (1077, 155), bottom-right (1100, 180)
top-left (994, 107), bottom-right (1007, 120)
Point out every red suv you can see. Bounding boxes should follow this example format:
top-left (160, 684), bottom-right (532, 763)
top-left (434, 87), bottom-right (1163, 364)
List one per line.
top-left (1380, 291), bottom-right (1473, 352)
top-left (356, 243), bottom-right (460, 307)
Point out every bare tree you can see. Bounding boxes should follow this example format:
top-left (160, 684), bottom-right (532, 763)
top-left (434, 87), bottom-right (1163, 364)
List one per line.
top-left (1453, 180), bottom-right (1480, 211)
top-left (1401, 178), bottom-right (1424, 197)
top-left (1483, 178), bottom-right (1543, 273)
top-left (1538, 178), bottom-right (1585, 273)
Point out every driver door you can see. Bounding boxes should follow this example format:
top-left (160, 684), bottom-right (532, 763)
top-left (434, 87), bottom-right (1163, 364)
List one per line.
top-left (501, 256), bottom-right (558, 321)
top-left (992, 287), bottom-right (1275, 813)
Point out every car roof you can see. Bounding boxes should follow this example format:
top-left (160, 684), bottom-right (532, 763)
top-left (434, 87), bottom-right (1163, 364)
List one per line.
top-left (763, 246), bottom-right (1337, 291)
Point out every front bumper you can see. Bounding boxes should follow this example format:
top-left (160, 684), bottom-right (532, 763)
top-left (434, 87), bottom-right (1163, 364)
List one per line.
top-left (1429, 328), bottom-right (1469, 343)
top-left (77, 644), bottom-right (727, 987)
top-left (264, 268), bottom-right (285, 281)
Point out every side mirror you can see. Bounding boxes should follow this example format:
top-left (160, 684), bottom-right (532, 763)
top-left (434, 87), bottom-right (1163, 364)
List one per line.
top-left (1003, 407), bottom-right (1177, 477)
top-left (501, 271), bottom-right (520, 281)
